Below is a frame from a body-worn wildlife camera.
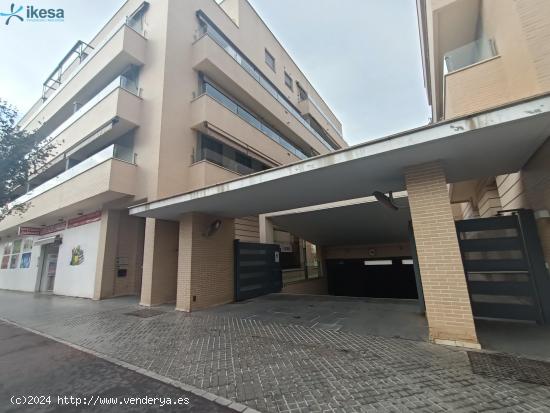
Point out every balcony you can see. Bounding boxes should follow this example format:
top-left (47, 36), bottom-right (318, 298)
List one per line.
top-left (43, 75), bottom-right (142, 162)
top-left (297, 97), bottom-right (344, 148)
top-left (191, 93), bottom-right (305, 165)
top-left (443, 38), bottom-right (497, 74)
top-left (192, 32), bottom-right (334, 155)
top-left (443, 39), bottom-right (505, 119)
top-left (20, 23), bottom-right (146, 135)
top-left (0, 145), bottom-right (136, 232)
top-left (188, 160), bottom-right (241, 192)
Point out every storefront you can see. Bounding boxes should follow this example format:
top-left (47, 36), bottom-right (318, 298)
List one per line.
top-left (0, 211), bottom-right (102, 298)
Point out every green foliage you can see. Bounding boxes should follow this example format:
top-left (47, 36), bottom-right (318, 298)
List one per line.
top-left (0, 99), bottom-right (56, 222)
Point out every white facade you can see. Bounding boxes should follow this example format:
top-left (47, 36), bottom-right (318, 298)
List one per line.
top-left (0, 219), bottom-right (101, 298)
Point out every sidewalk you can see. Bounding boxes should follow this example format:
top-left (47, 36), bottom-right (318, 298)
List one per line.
top-left (0, 290), bottom-right (549, 412)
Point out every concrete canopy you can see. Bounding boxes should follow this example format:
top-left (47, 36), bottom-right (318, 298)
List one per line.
top-left (266, 194), bottom-right (411, 246)
top-left (130, 94), bottom-right (550, 220)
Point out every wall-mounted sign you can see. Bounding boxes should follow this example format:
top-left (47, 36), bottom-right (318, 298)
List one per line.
top-left (18, 226), bottom-right (41, 236)
top-left (70, 246), bottom-right (84, 266)
top-left (67, 211), bottom-right (101, 229)
top-left (40, 222), bottom-right (66, 235)
top-left (279, 243), bottom-right (293, 253)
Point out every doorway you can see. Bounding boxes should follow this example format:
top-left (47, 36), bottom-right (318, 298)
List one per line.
top-left (39, 244), bottom-right (59, 292)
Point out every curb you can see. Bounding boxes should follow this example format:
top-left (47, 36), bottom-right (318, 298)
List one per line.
top-left (0, 317), bottom-right (260, 413)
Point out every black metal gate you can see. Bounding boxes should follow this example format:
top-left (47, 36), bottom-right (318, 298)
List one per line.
top-left (456, 209), bottom-right (550, 324)
top-left (234, 240), bottom-right (282, 301)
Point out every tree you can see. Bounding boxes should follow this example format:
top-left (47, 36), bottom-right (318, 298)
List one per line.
top-left (0, 98), bottom-right (55, 222)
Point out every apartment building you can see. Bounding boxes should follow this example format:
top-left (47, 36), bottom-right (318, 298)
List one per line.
top-left (417, 0), bottom-right (550, 264)
top-left (0, 0), bottom-right (345, 303)
top-left (416, 0), bottom-right (550, 326)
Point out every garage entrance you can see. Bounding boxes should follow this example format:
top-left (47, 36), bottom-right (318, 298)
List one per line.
top-left (326, 257), bottom-right (418, 299)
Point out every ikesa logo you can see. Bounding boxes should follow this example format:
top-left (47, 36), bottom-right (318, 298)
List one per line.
top-left (1, 3), bottom-right (64, 25)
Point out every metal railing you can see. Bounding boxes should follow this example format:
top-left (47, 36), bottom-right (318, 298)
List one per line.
top-left (197, 12), bottom-right (338, 151)
top-left (199, 148), bottom-right (257, 175)
top-left (300, 93), bottom-right (343, 140)
top-left (9, 144), bottom-right (134, 208)
top-left (202, 81), bottom-right (309, 160)
top-left (19, 5), bottom-right (146, 130)
top-left (38, 74), bottom-right (139, 150)
top-left (444, 38), bottom-right (497, 74)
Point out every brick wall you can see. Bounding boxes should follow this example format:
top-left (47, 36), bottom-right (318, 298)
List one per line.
top-left (475, 178), bottom-right (502, 218)
top-left (405, 162), bottom-right (478, 346)
top-left (234, 216), bottom-right (260, 242)
top-left (177, 213), bottom-right (235, 311)
top-left (516, 0), bottom-right (550, 91)
top-left (113, 213), bottom-right (145, 297)
top-left (140, 218), bottom-right (179, 306)
top-left (444, 57), bottom-right (509, 119)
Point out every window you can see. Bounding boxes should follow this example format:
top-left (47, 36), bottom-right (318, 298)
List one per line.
top-left (265, 49), bottom-right (276, 71)
top-left (196, 134), bottom-right (270, 175)
top-left (200, 78), bottom-right (311, 159)
top-left (197, 11), bottom-right (336, 151)
top-left (127, 3), bottom-right (148, 34)
top-left (1, 238), bottom-right (33, 270)
top-left (284, 72), bottom-right (293, 91)
top-left (297, 83), bottom-right (308, 102)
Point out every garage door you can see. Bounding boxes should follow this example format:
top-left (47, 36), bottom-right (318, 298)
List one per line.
top-left (326, 257), bottom-right (418, 299)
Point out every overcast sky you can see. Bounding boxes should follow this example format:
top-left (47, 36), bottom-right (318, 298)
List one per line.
top-left (0, 0), bottom-right (430, 145)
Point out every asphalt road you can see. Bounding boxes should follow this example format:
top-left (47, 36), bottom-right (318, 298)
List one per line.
top-left (0, 321), bottom-right (233, 412)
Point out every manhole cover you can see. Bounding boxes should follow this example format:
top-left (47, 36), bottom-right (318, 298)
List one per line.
top-left (124, 309), bottom-right (166, 318)
top-left (468, 352), bottom-right (550, 386)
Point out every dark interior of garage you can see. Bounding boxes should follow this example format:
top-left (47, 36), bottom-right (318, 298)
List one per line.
top-left (326, 257), bottom-right (418, 299)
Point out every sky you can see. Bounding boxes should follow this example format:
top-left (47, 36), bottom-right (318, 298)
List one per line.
top-left (0, 0), bottom-right (430, 145)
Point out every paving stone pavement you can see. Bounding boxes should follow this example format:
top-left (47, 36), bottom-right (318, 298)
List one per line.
top-left (1, 290), bottom-right (550, 412)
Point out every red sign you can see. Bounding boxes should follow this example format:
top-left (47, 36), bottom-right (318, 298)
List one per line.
top-left (18, 226), bottom-right (41, 236)
top-left (67, 211), bottom-right (101, 229)
top-left (40, 222), bottom-right (67, 235)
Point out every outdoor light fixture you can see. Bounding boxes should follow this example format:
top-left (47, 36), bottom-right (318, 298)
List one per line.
top-left (203, 219), bottom-right (222, 237)
top-left (372, 191), bottom-right (399, 211)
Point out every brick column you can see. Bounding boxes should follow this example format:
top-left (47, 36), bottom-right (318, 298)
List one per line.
top-left (176, 213), bottom-right (234, 312)
top-left (259, 214), bottom-right (274, 243)
top-left (93, 210), bottom-right (120, 300)
top-left (140, 218), bottom-right (179, 306)
top-left (405, 162), bottom-right (479, 348)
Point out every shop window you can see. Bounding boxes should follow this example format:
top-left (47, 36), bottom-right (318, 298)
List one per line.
top-left (1, 238), bottom-right (33, 270)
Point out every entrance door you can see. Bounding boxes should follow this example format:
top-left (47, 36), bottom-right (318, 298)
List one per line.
top-left (456, 209), bottom-right (550, 324)
top-left (39, 244), bottom-right (59, 292)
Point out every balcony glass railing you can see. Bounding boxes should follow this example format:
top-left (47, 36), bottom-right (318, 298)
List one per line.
top-left (9, 144), bottom-right (134, 208)
top-left (39, 74), bottom-right (138, 149)
top-left (200, 148), bottom-right (257, 175)
top-left (19, 3), bottom-right (146, 130)
top-left (196, 11), bottom-right (338, 151)
top-left (443, 38), bottom-right (497, 74)
top-left (300, 94), bottom-right (343, 140)
top-left (202, 81), bottom-right (309, 160)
